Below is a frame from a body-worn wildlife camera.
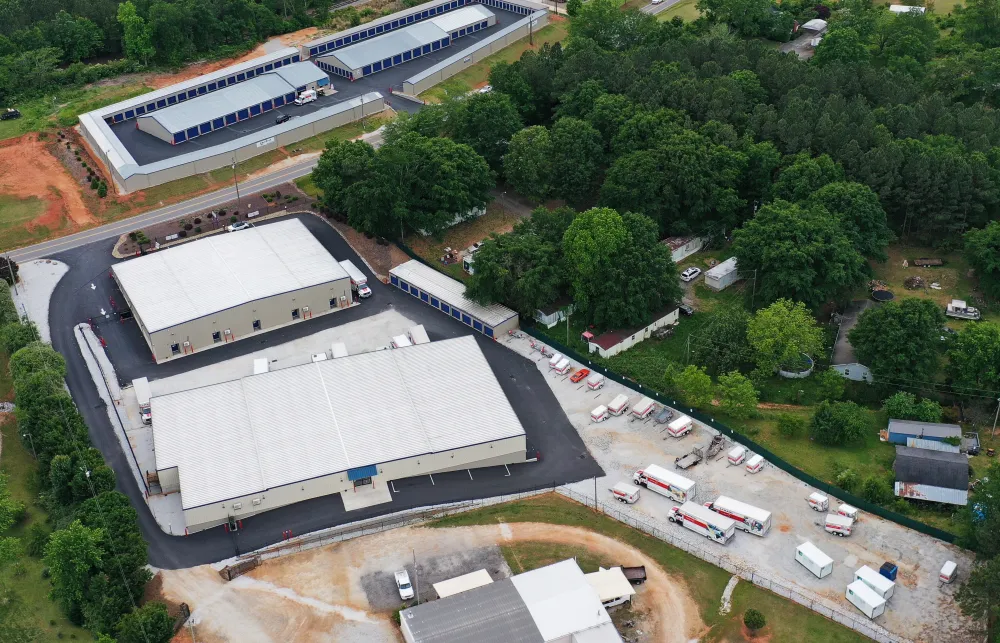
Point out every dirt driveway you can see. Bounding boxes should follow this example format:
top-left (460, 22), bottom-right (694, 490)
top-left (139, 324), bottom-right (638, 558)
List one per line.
top-left (159, 522), bottom-right (702, 643)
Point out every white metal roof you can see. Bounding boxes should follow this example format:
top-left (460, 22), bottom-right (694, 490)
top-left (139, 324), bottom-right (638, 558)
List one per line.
top-left (112, 219), bottom-right (349, 333)
top-left (391, 260), bottom-right (517, 327)
top-left (270, 61), bottom-right (328, 88)
top-left (855, 565), bottom-right (894, 593)
top-left (325, 21), bottom-right (448, 71)
top-left (797, 541), bottom-right (833, 567)
top-left (847, 579), bottom-right (886, 607)
top-left (510, 559), bottom-right (614, 642)
top-left (585, 568), bottom-right (636, 603)
top-left (430, 4), bottom-right (494, 32)
top-left (151, 335), bottom-right (525, 509)
top-left (889, 4), bottom-right (925, 12)
top-left (433, 569), bottom-right (494, 598)
top-left (706, 257), bottom-right (738, 278)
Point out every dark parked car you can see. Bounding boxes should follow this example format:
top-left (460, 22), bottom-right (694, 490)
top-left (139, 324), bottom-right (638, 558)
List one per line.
top-left (275, 113), bottom-right (290, 124)
top-left (678, 304), bottom-right (695, 316)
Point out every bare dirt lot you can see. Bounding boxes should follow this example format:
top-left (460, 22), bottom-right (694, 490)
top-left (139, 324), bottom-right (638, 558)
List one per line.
top-left (159, 522), bottom-right (701, 643)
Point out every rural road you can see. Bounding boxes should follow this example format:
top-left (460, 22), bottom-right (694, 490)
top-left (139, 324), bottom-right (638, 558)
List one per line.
top-left (640, 0), bottom-right (685, 15)
top-left (6, 127), bottom-right (385, 263)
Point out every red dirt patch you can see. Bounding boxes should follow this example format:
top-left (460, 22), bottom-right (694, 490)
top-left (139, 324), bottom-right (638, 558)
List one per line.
top-left (0, 134), bottom-right (94, 231)
top-left (741, 623), bottom-right (773, 642)
top-left (778, 523), bottom-right (791, 533)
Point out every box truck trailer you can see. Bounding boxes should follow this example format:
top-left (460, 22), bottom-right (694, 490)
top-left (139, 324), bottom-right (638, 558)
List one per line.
top-left (666, 414), bottom-right (694, 438)
top-left (591, 405), bottom-right (609, 423)
top-left (855, 565), bottom-right (894, 600)
top-left (586, 373), bottom-right (605, 390)
top-left (669, 501), bottom-right (736, 545)
top-left (727, 445), bottom-right (746, 465)
top-left (553, 358), bottom-right (572, 375)
top-left (745, 454), bottom-right (764, 473)
top-left (548, 353), bottom-right (563, 369)
top-left (825, 513), bottom-right (854, 537)
top-left (610, 482), bottom-right (640, 504)
top-left (807, 492), bottom-right (829, 512)
top-left (940, 561), bottom-right (957, 583)
top-left (846, 580), bottom-right (886, 619)
top-left (608, 394), bottom-right (630, 416)
top-left (837, 503), bottom-right (859, 522)
top-left (705, 496), bottom-right (771, 536)
top-left (633, 464), bottom-right (696, 502)
top-left (631, 397), bottom-right (656, 420)
top-left (338, 259), bottom-right (371, 298)
top-left (133, 377), bottom-right (152, 425)
top-left (796, 542), bottom-right (833, 579)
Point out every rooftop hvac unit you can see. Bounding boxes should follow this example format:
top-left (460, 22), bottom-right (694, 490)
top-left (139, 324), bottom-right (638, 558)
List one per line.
top-left (232, 502), bottom-right (242, 510)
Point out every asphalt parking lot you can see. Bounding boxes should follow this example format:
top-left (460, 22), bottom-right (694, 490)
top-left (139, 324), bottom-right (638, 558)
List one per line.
top-left (51, 213), bottom-right (603, 568)
top-left (109, 5), bottom-right (525, 166)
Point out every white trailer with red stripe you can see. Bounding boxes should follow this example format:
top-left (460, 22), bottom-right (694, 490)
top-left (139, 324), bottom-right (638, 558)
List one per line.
top-left (704, 495), bottom-right (772, 536)
top-left (669, 501), bottom-right (736, 544)
top-left (632, 464), bottom-right (696, 503)
top-left (631, 397), bottom-right (656, 420)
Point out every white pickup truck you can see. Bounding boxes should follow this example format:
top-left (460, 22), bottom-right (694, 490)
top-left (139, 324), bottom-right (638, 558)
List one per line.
top-left (395, 570), bottom-right (414, 600)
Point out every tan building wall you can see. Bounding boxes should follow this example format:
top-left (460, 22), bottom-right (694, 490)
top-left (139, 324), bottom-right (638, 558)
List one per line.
top-left (116, 275), bottom-right (353, 363)
top-left (179, 435), bottom-right (527, 532)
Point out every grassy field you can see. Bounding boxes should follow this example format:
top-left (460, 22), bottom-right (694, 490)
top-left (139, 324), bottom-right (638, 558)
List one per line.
top-left (501, 541), bottom-right (615, 574)
top-left (0, 353), bottom-right (89, 642)
top-left (0, 195), bottom-right (47, 238)
top-left (0, 83), bottom-right (153, 142)
top-left (419, 19), bottom-right (570, 103)
top-left (432, 494), bottom-right (867, 642)
top-left (657, 0), bottom-right (702, 21)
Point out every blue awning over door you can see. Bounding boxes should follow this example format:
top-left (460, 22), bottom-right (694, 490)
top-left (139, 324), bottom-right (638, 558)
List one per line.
top-left (347, 464), bottom-right (378, 481)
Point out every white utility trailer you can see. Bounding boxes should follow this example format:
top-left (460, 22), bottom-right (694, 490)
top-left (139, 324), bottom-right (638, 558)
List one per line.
top-left (610, 482), bottom-right (640, 504)
top-left (608, 394), bottom-right (630, 416)
top-left (666, 414), bottom-right (694, 438)
top-left (631, 397), bottom-right (656, 420)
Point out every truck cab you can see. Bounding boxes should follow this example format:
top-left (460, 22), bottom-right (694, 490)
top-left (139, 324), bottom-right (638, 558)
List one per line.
top-left (294, 89), bottom-right (317, 105)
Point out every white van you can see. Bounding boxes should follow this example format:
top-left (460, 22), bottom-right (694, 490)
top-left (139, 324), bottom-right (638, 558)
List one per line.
top-left (666, 414), bottom-right (693, 438)
top-left (727, 445), bottom-right (746, 465)
top-left (807, 492), bottom-right (829, 512)
top-left (591, 405), bottom-right (609, 423)
top-left (745, 454), bottom-right (764, 473)
top-left (586, 373), bottom-right (605, 390)
top-left (824, 513), bottom-right (854, 537)
top-left (855, 565), bottom-right (894, 600)
top-left (846, 580), bottom-right (886, 619)
top-left (610, 482), bottom-right (640, 504)
top-left (294, 89), bottom-right (317, 105)
top-left (796, 541), bottom-right (833, 579)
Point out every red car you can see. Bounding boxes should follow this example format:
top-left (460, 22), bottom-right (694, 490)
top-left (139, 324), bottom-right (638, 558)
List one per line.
top-left (570, 368), bottom-right (590, 383)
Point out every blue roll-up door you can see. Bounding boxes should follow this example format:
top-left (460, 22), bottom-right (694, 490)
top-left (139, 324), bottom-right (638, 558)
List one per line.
top-left (250, 104), bottom-right (261, 116)
top-left (420, 292), bottom-right (429, 302)
top-left (208, 82), bottom-right (217, 91)
top-left (147, 102), bottom-right (157, 111)
top-left (274, 95), bottom-right (284, 106)
top-left (390, 275), bottom-right (399, 286)
top-left (174, 131), bottom-right (186, 143)
top-left (199, 122), bottom-right (211, 134)
top-left (167, 95), bottom-right (177, 105)
top-left (186, 126), bottom-right (199, 139)
top-left (237, 73), bottom-right (246, 81)
top-left (411, 287), bottom-right (420, 298)
top-left (136, 105), bottom-right (145, 115)
top-left (400, 281), bottom-right (409, 292)
top-left (347, 464), bottom-right (378, 481)
top-left (310, 46), bottom-right (318, 56)
top-left (225, 113), bottom-right (237, 125)
top-left (363, 65), bottom-right (372, 75)
top-left (431, 297), bottom-right (440, 308)
top-left (189, 89), bottom-right (198, 98)
top-left (393, 55), bottom-right (402, 64)
top-left (451, 308), bottom-right (461, 320)
top-left (403, 50), bottom-right (412, 61)
top-left (212, 118), bottom-right (224, 128)
top-left (285, 92), bottom-right (295, 102)
top-left (178, 93), bottom-right (187, 102)
top-left (473, 320), bottom-right (483, 332)
top-left (462, 314), bottom-right (472, 325)
top-left (262, 100), bottom-right (273, 111)
top-left (197, 86), bottom-right (207, 95)
top-left (157, 99), bottom-right (166, 108)
top-left (422, 44), bottom-right (431, 54)
top-left (441, 303), bottom-right (450, 314)
top-left (237, 109), bottom-right (249, 119)
top-left (373, 61), bottom-right (382, 72)
top-left (125, 109), bottom-right (135, 119)
top-left (293, 54), bottom-right (300, 61)
top-left (485, 327), bottom-right (494, 338)
top-left (265, 63), bottom-right (273, 71)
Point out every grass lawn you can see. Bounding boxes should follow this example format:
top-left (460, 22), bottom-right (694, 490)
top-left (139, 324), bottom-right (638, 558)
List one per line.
top-left (431, 494), bottom-right (866, 642)
top-left (656, 0), bottom-right (702, 21)
top-left (295, 174), bottom-right (322, 199)
top-left (501, 541), bottom-right (616, 574)
top-left (293, 111), bottom-right (394, 153)
top-left (0, 195), bottom-right (47, 237)
top-left (419, 19), bottom-right (570, 103)
top-left (0, 83), bottom-right (153, 142)
top-left (0, 354), bottom-right (89, 642)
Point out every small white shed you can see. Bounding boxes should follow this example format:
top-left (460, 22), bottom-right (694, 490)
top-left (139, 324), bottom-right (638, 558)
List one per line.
top-left (846, 580), bottom-right (886, 619)
top-left (705, 258), bottom-right (740, 291)
top-left (796, 541), bottom-right (833, 578)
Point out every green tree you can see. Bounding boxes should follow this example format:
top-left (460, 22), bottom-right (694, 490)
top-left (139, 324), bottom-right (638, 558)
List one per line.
top-left (962, 463), bottom-right (1000, 557)
top-left (566, 0), bottom-right (583, 16)
top-left (732, 201), bottom-right (865, 308)
top-left (812, 27), bottom-right (871, 67)
top-left (743, 608), bottom-right (766, 632)
top-left (882, 392), bottom-right (943, 423)
top-left (814, 368), bottom-right (845, 401)
top-left (503, 126), bottom-right (552, 200)
top-left (771, 153), bottom-right (844, 204)
top-left (0, 321), bottom-right (40, 355)
top-left (746, 299), bottom-right (824, 376)
top-left (116, 1), bottom-right (154, 65)
top-left (562, 208), bottom-right (681, 328)
top-left (860, 475), bottom-right (892, 504)
top-left (453, 91), bottom-right (523, 172)
top-left (949, 322), bottom-right (1000, 394)
top-left (717, 371), bottom-right (758, 419)
top-left (777, 414), bottom-right (806, 438)
top-left (697, 0), bottom-right (774, 36)
top-left (957, 0), bottom-right (1000, 48)
top-left (97, 182), bottom-right (108, 198)
top-left (568, 0), bottom-right (658, 51)
top-left (964, 222), bottom-right (1000, 299)
top-left (690, 306), bottom-right (752, 375)
top-left (669, 364), bottom-right (715, 408)
top-left (312, 139), bottom-right (377, 219)
top-left (956, 556), bottom-right (1000, 628)
top-left (115, 601), bottom-right (174, 643)
top-left (810, 400), bottom-right (871, 445)
top-left (9, 341), bottom-right (66, 384)
top-left (849, 298), bottom-right (946, 382)
top-left (549, 117), bottom-right (604, 208)
top-left (808, 182), bottom-right (892, 261)
top-left (44, 520), bottom-right (104, 614)
top-left (44, 11), bottom-right (103, 62)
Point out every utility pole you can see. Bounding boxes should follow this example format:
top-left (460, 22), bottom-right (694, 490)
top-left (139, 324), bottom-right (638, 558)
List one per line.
top-left (992, 397), bottom-right (1000, 438)
top-left (412, 548), bottom-right (420, 605)
top-left (3, 255), bottom-right (16, 295)
top-left (565, 308), bottom-right (571, 344)
top-left (750, 269), bottom-right (758, 310)
top-left (22, 433), bottom-right (36, 459)
top-left (231, 157), bottom-right (243, 211)
top-left (686, 334), bottom-right (691, 364)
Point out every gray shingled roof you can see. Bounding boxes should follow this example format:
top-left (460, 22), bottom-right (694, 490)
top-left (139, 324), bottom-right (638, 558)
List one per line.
top-left (888, 419), bottom-right (962, 440)
top-left (400, 579), bottom-right (543, 643)
top-left (894, 446), bottom-right (969, 490)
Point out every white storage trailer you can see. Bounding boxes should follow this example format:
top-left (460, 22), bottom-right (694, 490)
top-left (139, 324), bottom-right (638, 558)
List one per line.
top-left (727, 445), bottom-right (746, 465)
top-left (807, 492), bottom-right (829, 511)
top-left (591, 405), bottom-right (609, 423)
top-left (408, 324), bottom-right (430, 345)
top-left (705, 496), bottom-right (771, 536)
top-left (633, 464), bottom-right (696, 502)
top-left (825, 513), bottom-right (854, 537)
top-left (796, 542), bottom-right (833, 579)
top-left (553, 358), bottom-right (571, 375)
top-left (745, 454), bottom-right (764, 473)
top-left (608, 394), bottom-right (630, 416)
top-left (631, 397), bottom-right (656, 419)
top-left (669, 501), bottom-right (736, 544)
top-left (940, 560), bottom-right (957, 583)
top-left (855, 565), bottom-right (894, 600)
top-left (846, 580), bottom-right (886, 619)
top-left (548, 353), bottom-right (563, 369)
top-left (610, 482), bottom-right (640, 504)
top-left (586, 373), bottom-right (605, 390)
top-left (133, 377), bottom-right (152, 425)
top-left (666, 414), bottom-right (694, 438)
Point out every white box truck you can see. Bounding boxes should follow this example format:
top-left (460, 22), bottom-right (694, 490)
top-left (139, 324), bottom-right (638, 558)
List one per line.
top-left (408, 324), bottom-right (430, 345)
top-left (608, 394), bottom-right (630, 416)
top-left (666, 414), bottom-right (694, 438)
top-left (633, 464), bottom-right (696, 502)
top-left (846, 580), bottom-right (886, 619)
top-left (331, 343), bottom-right (348, 359)
top-left (338, 259), bottom-right (371, 298)
top-left (253, 358), bottom-right (269, 375)
top-left (133, 377), bottom-right (152, 425)
top-left (669, 501), bottom-right (736, 545)
top-left (610, 482), bottom-right (640, 504)
top-left (825, 513), bottom-right (854, 537)
top-left (745, 454), bottom-right (764, 473)
top-left (591, 405), bottom-right (609, 423)
top-left (705, 496), bottom-right (771, 536)
top-left (391, 334), bottom-right (412, 348)
top-left (855, 565), bottom-right (894, 600)
top-left (586, 373), bottom-right (605, 390)
top-left (294, 89), bottom-right (317, 105)
top-left (727, 445), bottom-right (746, 465)
top-left (796, 542), bottom-right (833, 579)
top-left (631, 397), bottom-right (656, 420)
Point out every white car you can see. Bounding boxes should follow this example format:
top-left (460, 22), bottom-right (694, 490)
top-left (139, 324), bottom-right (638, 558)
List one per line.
top-left (358, 283), bottom-right (372, 298)
top-left (395, 570), bottom-right (414, 600)
top-left (226, 221), bottom-right (253, 232)
top-left (651, 0), bottom-right (664, 4)
top-left (680, 267), bottom-right (701, 282)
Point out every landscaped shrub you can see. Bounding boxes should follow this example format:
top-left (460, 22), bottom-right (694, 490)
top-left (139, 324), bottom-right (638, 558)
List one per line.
top-left (194, 227), bottom-right (201, 234)
top-left (90, 178), bottom-right (99, 190)
top-left (744, 608), bottom-right (765, 632)
top-left (178, 230), bottom-right (187, 238)
top-left (193, 217), bottom-right (201, 224)
top-left (183, 223), bottom-right (193, 231)
top-left (230, 216), bottom-right (238, 223)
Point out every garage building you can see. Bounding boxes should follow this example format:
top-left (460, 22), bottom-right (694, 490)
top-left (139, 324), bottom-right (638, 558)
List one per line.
top-left (112, 219), bottom-right (352, 363)
top-left (150, 335), bottom-right (527, 532)
top-left (315, 5), bottom-right (495, 80)
top-left (136, 62), bottom-right (329, 144)
top-left (390, 259), bottom-right (518, 337)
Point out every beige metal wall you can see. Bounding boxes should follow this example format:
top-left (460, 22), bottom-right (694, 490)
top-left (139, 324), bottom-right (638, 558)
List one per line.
top-left (403, 12), bottom-right (548, 95)
top-left (146, 277), bottom-right (352, 363)
top-left (135, 116), bottom-right (172, 143)
top-left (180, 435), bottom-right (527, 532)
top-left (111, 96), bottom-right (386, 193)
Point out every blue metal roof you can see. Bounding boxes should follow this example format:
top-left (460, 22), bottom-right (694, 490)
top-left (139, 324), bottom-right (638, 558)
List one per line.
top-left (348, 464), bottom-right (378, 481)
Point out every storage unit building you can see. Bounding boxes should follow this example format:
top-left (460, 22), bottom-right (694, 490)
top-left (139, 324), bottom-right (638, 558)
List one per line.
top-left (704, 257), bottom-right (740, 291)
top-left (389, 260), bottom-right (518, 337)
top-left (315, 5), bottom-right (495, 80)
top-left (150, 335), bottom-right (527, 533)
top-left (136, 63), bottom-right (329, 144)
top-left (893, 445), bottom-right (969, 506)
top-left (885, 419), bottom-right (961, 445)
top-left (112, 219), bottom-right (352, 363)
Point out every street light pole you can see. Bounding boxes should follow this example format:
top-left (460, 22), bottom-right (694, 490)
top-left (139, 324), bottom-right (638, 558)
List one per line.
top-left (3, 254), bottom-right (16, 295)
top-left (992, 397), bottom-right (1000, 438)
top-left (22, 433), bottom-right (36, 459)
top-left (231, 158), bottom-right (243, 211)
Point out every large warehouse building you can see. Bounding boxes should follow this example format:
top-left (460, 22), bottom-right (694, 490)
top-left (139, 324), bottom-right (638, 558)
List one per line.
top-left (390, 260), bottom-right (518, 337)
top-left (112, 219), bottom-right (352, 363)
top-left (314, 5), bottom-right (495, 80)
top-left (150, 335), bottom-right (528, 532)
top-left (136, 62), bottom-right (329, 144)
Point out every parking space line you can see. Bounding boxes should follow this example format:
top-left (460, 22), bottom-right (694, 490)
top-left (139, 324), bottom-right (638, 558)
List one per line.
top-left (429, 474), bottom-right (435, 486)
top-left (391, 480), bottom-right (399, 493)
top-left (467, 469), bottom-right (473, 481)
